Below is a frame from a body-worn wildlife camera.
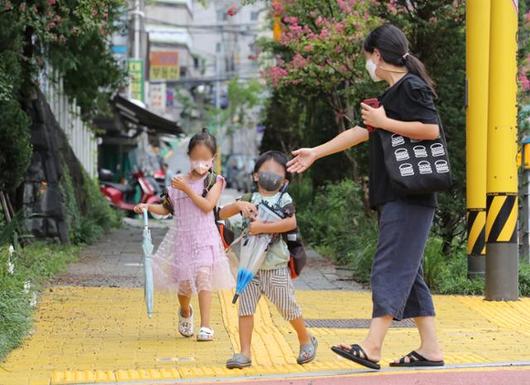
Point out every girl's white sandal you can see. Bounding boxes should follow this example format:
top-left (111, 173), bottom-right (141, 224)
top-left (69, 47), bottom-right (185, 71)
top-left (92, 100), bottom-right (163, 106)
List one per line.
top-left (196, 326), bottom-right (214, 341)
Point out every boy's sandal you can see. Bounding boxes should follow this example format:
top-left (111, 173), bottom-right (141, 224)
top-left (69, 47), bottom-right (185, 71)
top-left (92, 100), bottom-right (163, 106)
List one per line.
top-left (178, 305), bottom-right (194, 337)
top-left (297, 335), bottom-right (318, 365)
top-left (389, 351), bottom-right (445, 367)
top-left (331, 343), bottom-right (381, 370)
top-left (196, 327), bottom-right (214, 341)
top-left (226, 353), bottom-right (252, 369)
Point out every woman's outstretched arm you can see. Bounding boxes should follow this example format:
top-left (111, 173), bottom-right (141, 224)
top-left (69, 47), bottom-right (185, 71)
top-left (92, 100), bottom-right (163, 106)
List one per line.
top-left (287, 126), bottom-right (368, 174)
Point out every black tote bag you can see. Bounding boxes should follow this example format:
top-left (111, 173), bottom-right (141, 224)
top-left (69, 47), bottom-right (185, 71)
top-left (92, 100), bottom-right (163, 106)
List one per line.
top-left (377, 117), bottom-right (452, 194)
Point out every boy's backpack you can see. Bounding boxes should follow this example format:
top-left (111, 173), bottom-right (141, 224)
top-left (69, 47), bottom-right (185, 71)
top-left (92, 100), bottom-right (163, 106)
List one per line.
top-left (236, 190), bottom-right (307, 280)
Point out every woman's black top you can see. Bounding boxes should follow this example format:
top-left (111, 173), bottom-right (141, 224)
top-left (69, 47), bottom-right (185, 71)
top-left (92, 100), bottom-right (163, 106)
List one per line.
top-left (368, 73), bottom-right (439, 209)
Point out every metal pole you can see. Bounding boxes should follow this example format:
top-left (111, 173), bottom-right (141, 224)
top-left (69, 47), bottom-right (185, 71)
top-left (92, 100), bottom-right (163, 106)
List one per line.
top-left (485, 0), bottom-right (519, 301)
top-left (134, 0), bottom-right (140, 59)
top-left (466, 0), bottom-right (490, 278)
top-left (215, 31), bottom-right (224, 175)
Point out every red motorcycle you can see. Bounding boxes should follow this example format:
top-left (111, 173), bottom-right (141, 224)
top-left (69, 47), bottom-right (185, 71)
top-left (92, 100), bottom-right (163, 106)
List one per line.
top-left (99, 168), bottom-right (166, 219)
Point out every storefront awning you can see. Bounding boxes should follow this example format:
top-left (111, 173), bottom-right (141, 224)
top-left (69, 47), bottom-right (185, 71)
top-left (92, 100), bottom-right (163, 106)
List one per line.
top-left (112, 94), bottom-right (183, 135)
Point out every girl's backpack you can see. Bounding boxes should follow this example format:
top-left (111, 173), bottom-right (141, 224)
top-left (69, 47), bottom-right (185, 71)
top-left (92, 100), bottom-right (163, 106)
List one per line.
top-left (160, 171), bottom-right (218, 215)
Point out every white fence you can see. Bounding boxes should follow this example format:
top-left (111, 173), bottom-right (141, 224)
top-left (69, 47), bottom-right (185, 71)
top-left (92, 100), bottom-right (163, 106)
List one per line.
top-left (40, 71), bottom-right (98, 179)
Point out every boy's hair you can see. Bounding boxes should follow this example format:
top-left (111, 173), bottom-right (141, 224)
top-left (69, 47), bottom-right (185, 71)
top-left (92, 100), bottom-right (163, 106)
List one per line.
top-left (188, 128), bottom-right (217, 155)
top-left (253, 150), bottom-right (291, 181)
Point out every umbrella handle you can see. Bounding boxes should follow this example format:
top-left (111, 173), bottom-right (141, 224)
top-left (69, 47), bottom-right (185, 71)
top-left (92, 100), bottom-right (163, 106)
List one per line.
top-left (142, 208), bottom-right (149, 227)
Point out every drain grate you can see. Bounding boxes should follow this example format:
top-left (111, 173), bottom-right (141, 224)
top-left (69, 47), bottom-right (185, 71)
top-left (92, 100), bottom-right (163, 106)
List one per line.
top-left (305, 318), bottom-right (415, 329)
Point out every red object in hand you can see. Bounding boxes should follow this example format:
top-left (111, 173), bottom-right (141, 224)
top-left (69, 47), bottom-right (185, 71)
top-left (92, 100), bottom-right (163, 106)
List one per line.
top-left (361, 98), bottom-right (381, 132)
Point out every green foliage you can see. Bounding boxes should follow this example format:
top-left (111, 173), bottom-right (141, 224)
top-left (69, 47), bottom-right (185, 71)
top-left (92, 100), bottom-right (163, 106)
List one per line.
top-left (0, 11), bottom-right (32, 192)
top-left (60, 160), bottom-right (121, 245)
top-left (0, 242), bottom-right (78, 360)
top-left (1, 0), bottom-right (126, 117)
top-left (520, 263), bottom-right (530, 297)
top-left (0, 100), bottom-right (32, 192)
top-left (296, 178), bottom-right (377, 267)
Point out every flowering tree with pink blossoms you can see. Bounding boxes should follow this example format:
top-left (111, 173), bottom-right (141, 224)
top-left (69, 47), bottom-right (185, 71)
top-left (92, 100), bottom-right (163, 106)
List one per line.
top-left (259, 0), bottom-right (382, 133)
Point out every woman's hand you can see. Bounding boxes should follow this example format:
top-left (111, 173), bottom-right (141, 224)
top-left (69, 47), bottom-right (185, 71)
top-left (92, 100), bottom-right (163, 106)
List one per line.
top-left (287, 148), bottom-right (318, 174)
top-left (361, 103), bottom-right (389, 130)
top-left (248, 220), bottom-right (265, 235)
top-left (171, 176), bottom-right (190, 193)
top-left (134, 203), bottom-right (149, 214)
top-left (238, 201), bottom-right (258, 219)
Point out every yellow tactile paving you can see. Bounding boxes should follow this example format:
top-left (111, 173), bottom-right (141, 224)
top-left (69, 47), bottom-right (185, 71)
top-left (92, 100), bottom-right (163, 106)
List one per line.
top-left (1, 287), bottom-right (530, 385)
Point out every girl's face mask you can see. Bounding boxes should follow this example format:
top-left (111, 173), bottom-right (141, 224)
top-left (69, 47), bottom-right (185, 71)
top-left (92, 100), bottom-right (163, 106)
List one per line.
top-left (365, 58), bottom-right (383, 82)
top-left (190, 159), bottom-right (213, 175)
top-left (257, 171), bottom-right (284, 192)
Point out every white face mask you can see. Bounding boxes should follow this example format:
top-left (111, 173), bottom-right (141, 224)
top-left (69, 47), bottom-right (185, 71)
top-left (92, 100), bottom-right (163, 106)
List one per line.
top-left (365, 58), bottom-right (382, 82)
top-left (190, 159), bottom-right (213, 175)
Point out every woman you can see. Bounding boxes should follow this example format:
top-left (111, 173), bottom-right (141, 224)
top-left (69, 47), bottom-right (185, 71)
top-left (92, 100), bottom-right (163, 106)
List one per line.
top-left (287, 24), bottom-right (444, 370)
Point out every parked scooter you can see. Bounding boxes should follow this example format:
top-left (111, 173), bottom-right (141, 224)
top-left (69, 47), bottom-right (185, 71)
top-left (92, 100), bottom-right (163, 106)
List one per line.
top-left (99, 168), bottom-right (167, 219)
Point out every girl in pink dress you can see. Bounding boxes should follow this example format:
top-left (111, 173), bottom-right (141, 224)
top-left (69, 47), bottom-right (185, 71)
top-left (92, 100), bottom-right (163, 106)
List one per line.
top-left (134, 129), bottom-right (234, 342)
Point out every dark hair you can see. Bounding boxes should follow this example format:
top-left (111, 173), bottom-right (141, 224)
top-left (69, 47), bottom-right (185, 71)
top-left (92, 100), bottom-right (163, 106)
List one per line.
top-left (188, 128), bottom-right (217, 155)
top-left (363, 24), bottom-right (436, 97)
top-left (253, 150), bottom-right (290, 181)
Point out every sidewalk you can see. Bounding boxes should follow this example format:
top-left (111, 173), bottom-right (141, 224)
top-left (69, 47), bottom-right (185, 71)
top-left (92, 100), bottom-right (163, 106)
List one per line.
top-left (1, 192), bottom-right (530, 384)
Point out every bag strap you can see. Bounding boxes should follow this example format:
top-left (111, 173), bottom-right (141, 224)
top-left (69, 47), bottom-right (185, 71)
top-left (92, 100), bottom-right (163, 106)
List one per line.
top-left (240, 192), bottom-right (253, 202)
top-left (202, 170), bottom-right (217, 198)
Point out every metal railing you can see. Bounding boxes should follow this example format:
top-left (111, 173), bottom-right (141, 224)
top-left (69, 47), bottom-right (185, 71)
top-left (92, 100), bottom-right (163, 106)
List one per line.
top-left (40, 70), bottom-right (98, 179)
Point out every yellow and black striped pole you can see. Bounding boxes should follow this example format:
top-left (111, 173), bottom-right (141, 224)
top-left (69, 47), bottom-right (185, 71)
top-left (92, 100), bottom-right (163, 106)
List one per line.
top-left (485, 0), bottom-right (519, 301)
top-left (466, 0), bottom-right (490, 277)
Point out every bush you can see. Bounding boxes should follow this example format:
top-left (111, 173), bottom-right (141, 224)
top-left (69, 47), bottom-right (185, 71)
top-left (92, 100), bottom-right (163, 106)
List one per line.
top-left (519, 263), bottom-right (530, 297)
top-left (0, 100), bottom-right (32, 192)
top-left (0, 243), bottom-right (78, 360)
top-left (295, 178), bottom-right (378, 280)
top-left (61, 160), bottom-right (121, 245)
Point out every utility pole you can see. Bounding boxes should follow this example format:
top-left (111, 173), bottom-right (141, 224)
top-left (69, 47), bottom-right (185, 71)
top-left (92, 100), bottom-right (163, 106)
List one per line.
top-left (465, 0), bottom-right (490, 278)
top-left (134, 0), bottom-right (141, 59)
top-left (485, 0), bottom-right (519, 301)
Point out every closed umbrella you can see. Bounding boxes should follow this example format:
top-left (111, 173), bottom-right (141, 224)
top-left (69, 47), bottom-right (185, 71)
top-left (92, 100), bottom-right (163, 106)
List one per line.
top-left (232, 202), bottom-right (284, 304)
top-left (142, 208), bottom-right (154, 318)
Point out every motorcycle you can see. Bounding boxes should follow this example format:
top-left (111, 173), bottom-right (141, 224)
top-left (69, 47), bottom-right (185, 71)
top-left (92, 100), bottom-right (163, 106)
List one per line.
top-left (99, 168), bottom-right (167, 220)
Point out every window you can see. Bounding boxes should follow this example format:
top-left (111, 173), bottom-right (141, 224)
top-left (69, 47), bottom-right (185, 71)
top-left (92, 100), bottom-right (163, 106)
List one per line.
top-left (250, 11), bottom-right (259, 21)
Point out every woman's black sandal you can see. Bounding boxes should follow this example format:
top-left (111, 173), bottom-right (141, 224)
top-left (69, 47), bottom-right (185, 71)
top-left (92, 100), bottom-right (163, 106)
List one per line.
top-left (389, 350), bottom-right (445, 367)
top-left (331, 344), bottom-right (381, 370)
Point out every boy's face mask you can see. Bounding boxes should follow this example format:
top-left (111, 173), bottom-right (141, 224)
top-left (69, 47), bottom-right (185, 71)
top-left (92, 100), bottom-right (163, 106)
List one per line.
top-left (257, 171), bottom-right (284, 192)
top-left (190, 159), bottom-right (213, 175)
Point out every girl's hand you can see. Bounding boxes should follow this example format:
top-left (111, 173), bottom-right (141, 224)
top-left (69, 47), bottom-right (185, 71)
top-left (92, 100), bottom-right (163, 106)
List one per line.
top-left (287, 148), bottom-right (317, 174)
top-left (238, 201), bottom-right (258, 219)
top-left (361, 103), bottom-right (389, 129)
top-left (134, 203), bottom-right (149, 214)
top-left (171, 176), bottom-right (189, 192)
top-left (248, 220), bottom-right (265, 235)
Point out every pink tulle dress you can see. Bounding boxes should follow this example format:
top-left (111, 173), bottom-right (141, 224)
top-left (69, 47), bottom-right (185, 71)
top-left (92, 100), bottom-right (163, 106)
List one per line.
top-left (152, 174), bottom-right (235, 295)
